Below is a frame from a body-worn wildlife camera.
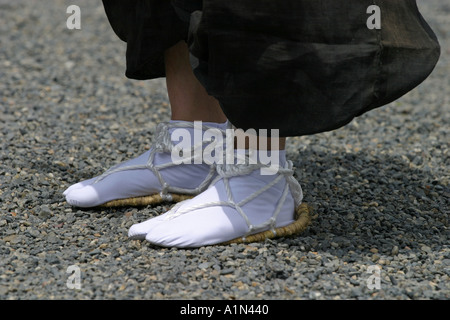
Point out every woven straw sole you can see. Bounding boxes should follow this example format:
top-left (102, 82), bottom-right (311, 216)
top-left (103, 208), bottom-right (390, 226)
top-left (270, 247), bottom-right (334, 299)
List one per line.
top-left (220, 203), bottom-right (312, 245)
top-left (100, 193), bottom-right (193, 208)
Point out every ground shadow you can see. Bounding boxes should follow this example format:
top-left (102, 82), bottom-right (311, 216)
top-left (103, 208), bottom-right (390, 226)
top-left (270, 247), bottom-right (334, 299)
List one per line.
top-left (285, 148), bottom-right (448, 258)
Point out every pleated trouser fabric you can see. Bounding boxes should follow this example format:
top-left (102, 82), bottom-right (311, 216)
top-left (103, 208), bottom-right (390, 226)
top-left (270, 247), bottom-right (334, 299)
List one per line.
top-left (102, 0), bottom-right (440, 137)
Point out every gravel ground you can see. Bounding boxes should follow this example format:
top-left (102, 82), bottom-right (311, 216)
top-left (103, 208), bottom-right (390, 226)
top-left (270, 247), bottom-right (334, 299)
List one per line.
top-left (0, 0), bottom-right (448, 301)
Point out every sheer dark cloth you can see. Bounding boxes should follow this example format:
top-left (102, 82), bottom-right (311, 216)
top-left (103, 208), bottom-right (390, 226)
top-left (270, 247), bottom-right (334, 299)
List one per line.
top-left (102, 0), bottom-right (440, 136)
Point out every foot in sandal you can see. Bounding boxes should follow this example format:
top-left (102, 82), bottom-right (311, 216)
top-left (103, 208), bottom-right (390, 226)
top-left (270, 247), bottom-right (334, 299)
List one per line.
top-left (63, 120), bottom-right (227, 208)
top-left (128, 150), bottom-right (305, 247)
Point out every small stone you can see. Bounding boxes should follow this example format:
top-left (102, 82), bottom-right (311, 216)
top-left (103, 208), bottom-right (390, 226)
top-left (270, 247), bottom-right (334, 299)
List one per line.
top-left (27, 228), bottom-right (40, 238)
top-left (220, 268), bottom-right (234, 275)
top-left (391, 246), bottom-right (399, 255)
top-left (331, 242), bottom-right (339, 248)
top-left (3, 235), bottom-right (17, 243)
top-left (38, 205), bottom-right (52, 219)
top-left (198, 262), bottom-right (211, 270)
top-left (309, 291), bottom-right (322, 300)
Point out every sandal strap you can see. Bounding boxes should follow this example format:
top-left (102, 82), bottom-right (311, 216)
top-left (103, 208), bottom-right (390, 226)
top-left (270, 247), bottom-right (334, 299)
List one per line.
top-left (92, 121), bottom-right (228, 199)
top-left (165, 153), bottom-right (303, 239)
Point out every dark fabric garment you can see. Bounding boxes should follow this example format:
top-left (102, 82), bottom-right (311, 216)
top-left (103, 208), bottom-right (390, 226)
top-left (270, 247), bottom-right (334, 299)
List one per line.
top-left (102, 0), bottom-right (201, 79)
top-left (102, 0), bottom-right (189, 80)
top-left (102, 0), bottom-right (440, 137)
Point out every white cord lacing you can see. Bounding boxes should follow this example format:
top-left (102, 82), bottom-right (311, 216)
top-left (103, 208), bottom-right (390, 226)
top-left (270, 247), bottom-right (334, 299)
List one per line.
top-left (92, 121), bottom-right (227, 201)
top-left (164, 152), bottom-right (304, 241)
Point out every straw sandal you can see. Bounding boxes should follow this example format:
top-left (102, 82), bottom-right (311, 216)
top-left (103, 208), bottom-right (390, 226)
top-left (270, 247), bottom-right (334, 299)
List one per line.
top-left (146, 158), bottom-right (312, 247)
top-left (221, 202), bottom-right (312, 245)
top-left (95, 121), bottom-right (226, 208)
